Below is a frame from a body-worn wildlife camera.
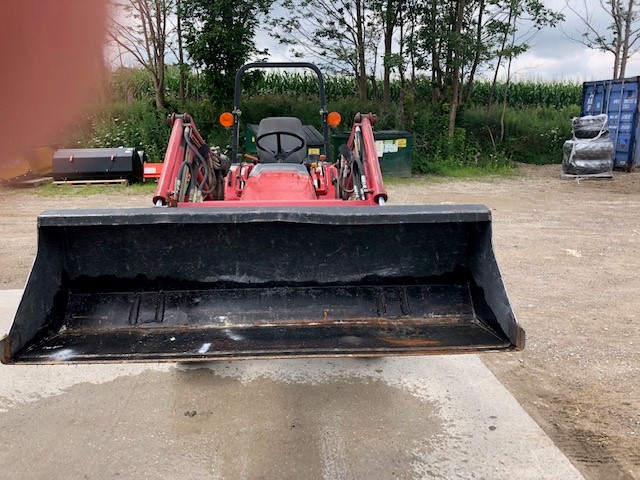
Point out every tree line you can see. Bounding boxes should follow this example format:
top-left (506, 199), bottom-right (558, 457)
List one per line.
top-left (108, 0), bottom-right (639, 138)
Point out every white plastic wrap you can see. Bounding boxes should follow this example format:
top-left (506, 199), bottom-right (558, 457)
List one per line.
top-left (562, 138), bottom-right (614, 175)
top-left (572, 114), bottom-right (609, 139)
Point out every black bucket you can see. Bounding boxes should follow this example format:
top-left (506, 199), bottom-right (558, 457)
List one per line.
top-left (2, 205), bottom-right (524, 364)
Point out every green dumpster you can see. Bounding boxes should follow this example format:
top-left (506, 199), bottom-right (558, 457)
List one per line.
top-left (331, 132), bottom-right (351, 163)
top-left (332, 130), bottom-right (414, 178)
top-left (373, 130), bottom-right (413, 178)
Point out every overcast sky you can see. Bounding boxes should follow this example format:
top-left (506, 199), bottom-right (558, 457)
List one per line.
top-left (254, 0), bottom-right (640, 83)
top-left (507, 0), bottom-right (640, 81)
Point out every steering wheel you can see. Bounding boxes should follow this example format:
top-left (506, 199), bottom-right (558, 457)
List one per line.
top-left (255, 131), bottom-right (305, 162)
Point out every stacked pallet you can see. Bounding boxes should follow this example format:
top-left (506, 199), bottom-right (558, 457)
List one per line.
top-left (562, 114), bottom-right (614, 179)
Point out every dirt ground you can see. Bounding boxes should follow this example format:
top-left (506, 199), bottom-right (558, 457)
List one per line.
top-left (1, 164), bottom-right (639, 479)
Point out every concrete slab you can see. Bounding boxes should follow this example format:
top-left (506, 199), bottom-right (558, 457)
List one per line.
top-left (0, 289), bottom-right (583, 479)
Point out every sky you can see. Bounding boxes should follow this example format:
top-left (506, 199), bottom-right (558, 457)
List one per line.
top-left (506, 0), bottom-right (640, 81)
top-left (254, 0), bottom-right (640, 83)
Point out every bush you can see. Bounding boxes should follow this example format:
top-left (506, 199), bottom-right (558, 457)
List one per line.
top-left (63, 67), bottom-right (582, 173)
top-left (503, 105), bottom-right (580, 164)
top-left (413, 124), bottom-right (513, 175)
top-left (460, 105), bottom-right (580, 164)
top-left (62, 100), bottom-right (169, 162)
top-left (241, 94), bottom-right (325, 128)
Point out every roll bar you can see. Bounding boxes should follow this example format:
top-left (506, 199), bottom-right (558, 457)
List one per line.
top-left (231, 62), bottom-right (330, 162)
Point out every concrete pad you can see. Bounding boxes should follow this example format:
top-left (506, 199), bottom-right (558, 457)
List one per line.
top-left (0, 289), bottom-right (583, 479)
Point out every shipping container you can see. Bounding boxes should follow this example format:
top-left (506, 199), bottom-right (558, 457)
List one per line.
top-left (582, 77), bottom-right (640, 171)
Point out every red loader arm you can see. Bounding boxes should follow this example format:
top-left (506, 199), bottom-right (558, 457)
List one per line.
top-left (153, 113), bottom-right (229, 206)
top-left (340, 113), bottom-right (388, 205)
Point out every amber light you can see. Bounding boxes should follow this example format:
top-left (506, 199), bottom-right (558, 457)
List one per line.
top-left (219, 112), bottom-right (234, 128)
top-left (327, 111), bottom-right (341, 128)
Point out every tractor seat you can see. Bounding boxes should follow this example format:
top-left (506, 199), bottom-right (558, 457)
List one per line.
top-left (256, 117), bottom-right (307, 164)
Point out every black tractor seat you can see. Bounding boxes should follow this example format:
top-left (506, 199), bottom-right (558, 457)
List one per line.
top-left (256, 117), bottom-right (307, 163)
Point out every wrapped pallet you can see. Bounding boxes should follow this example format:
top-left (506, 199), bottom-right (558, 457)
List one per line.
top-left (562, 114), bottom-right (614, 179)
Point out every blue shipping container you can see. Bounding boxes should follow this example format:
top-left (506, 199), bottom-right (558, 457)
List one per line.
top-left (582, 77), bottom-right (640, 171)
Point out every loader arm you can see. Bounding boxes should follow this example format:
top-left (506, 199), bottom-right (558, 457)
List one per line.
top-left (339, 113), bottom-right (387, 204)
top-left (154, 113), bottom-right (230, 206)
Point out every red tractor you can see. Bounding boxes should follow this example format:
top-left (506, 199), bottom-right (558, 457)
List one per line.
top-left (153, 63), bottom-right (386, 209)
top-left (2, 63), bottom-right (523, 364)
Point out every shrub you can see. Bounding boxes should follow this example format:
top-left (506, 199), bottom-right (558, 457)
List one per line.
top-left (459, 105), bottom-right (580, 164)
top-left (62, 100), bottom-right (169, 162)
top-left (63, 66), bottom-right (582, 173)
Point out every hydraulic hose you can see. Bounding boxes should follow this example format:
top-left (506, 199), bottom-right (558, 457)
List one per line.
top-left (175, 159), bottom-right (193, 203)
top-left (183, 128), bottom-right (209, 196)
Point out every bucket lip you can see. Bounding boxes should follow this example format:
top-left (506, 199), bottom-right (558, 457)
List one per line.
top-left (37, 205), bottom-right (492, 227)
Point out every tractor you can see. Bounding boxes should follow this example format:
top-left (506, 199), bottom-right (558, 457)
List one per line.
top-left (2, 63), bottom-right (523, 364)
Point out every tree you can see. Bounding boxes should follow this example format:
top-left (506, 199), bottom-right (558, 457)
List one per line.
top-left (486, 0), bottom-right (563, 110)
top-left (108, 0), bottom-right (174, 110)
top-left (404, 0), bottom-right (422, 92)
top-left (407, 0), bottom-right (561, 138)
top-left (448, 0), bottom-right (466, 137)
top-left (182, 0), bottom-right (271, 99)
top-left (462, 0), bottom-right (487, 102)
top-left (176, 0), bottom-right (186, 105)
top-left (409, 0), bottom-right (481, 104)
top-left (565, 0), bottom-right (640, 78)
top-left (269, 0), bottom-right (379, 101)
top-left (411, 0), bottom-right (451, 103)
top-left (488, 0), bottom-right (563, 140)
top-left (371, 0), bottom-right (404, 105)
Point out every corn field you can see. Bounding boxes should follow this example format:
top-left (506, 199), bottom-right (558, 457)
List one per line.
top-left (240, 73), bottom-right (582, 109)
top-left (109, 67), bottom-right (582, 109)
top-left (466, 81), bottom-right (582, 108)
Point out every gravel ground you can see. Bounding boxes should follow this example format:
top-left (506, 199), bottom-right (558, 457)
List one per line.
top-left (1, 164), bottom-right (639, 479)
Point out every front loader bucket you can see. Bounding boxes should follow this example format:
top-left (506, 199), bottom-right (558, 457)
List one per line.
top-left (2, 206), bottom-right (524, 364)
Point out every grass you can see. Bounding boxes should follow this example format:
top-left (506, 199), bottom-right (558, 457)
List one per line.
top-left (383, 163), bottom-right (517, 186)
top-left (34, 181), bottom-right (157, 197)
